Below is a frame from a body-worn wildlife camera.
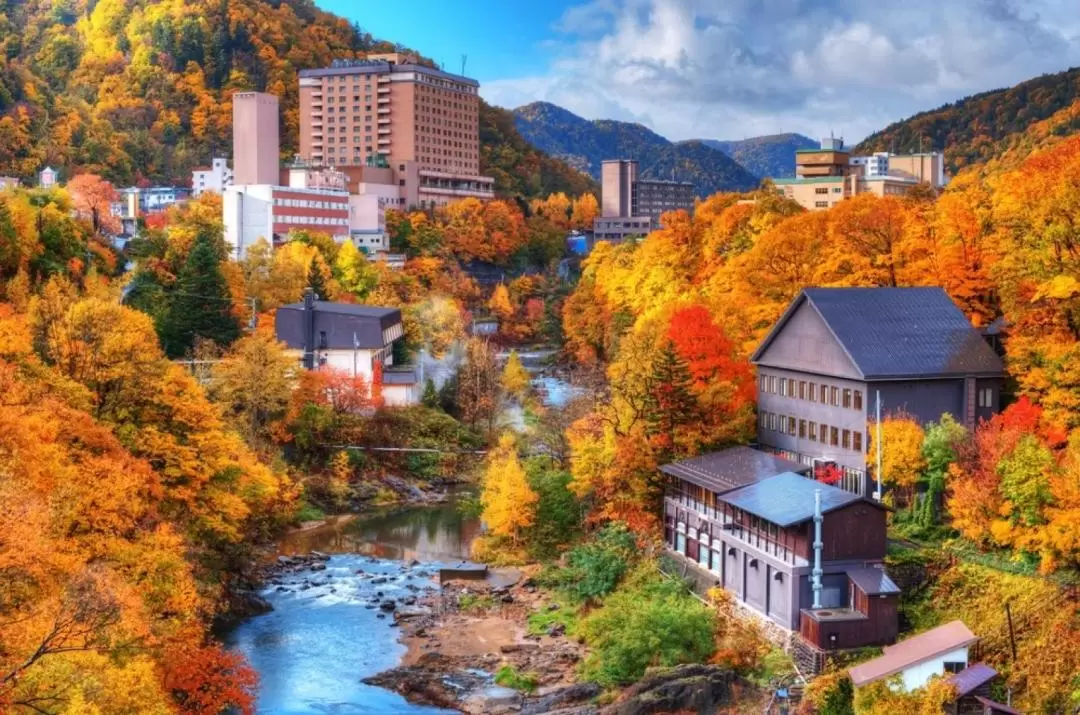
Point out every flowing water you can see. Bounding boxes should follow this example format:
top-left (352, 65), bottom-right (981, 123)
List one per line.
top-left (225, 499), bottom-right (482, 714)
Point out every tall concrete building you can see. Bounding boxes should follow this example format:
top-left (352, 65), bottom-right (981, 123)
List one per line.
top-left (233, 93), bottom-right (280, 185)
top-left (595, 159), bottom-right (694, 242)
top-left (297, 54), bottom-right (493, 207)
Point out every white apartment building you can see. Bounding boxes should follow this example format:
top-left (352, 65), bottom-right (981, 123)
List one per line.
top-left (192, 158), bottom-right (234, 196)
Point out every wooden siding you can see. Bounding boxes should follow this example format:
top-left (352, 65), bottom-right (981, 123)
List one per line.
top-left (800, 586), bottom-right (898, 650)
top-left (818, 501), bottom-right (888, 561)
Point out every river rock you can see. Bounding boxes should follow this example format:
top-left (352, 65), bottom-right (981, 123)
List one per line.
top-left (521, 683), bottom-right (601, 715)
top-left (379, 599), bottom-right (396, 611)
top-left (600, 664), bottom-right (739, 715)
top-left (311, 550), bottom-right (330, 560)
top-left (462, 685), bottom-right (521, 714)
top-left (234, 591), bottom-right (273, 616)
top-left (500, 642), bottom-right (540, 654)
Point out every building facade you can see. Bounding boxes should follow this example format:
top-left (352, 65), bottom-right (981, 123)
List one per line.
top-left (751, 288), bottom-right (1005, 496)
top-left (775, 138), bottom-right (947, 211)
top-left (39, 166), bottom-right (57, 188)
top-left (661, 450), bottom-right (898, 653)
top-left (595, 159), bottom-right (695, 240)
top-left (275, 291), bottom-right (418, 406)
top-left (192, 157), bottom-right (234, 196)
top-left (233, 93), bottom-right (281, 186)
top-left (0, 176), bottom-right (20, 191)
top-left (223, 184), bottom-right (350, 259)
top-left (297, 54), bottom-right (493, 208)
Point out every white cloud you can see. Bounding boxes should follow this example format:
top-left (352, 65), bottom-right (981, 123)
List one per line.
top-left (480, 0), bottom-right (1080, 142)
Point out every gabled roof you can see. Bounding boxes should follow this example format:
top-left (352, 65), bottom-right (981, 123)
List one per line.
top-left (275, 301), bottom-right (402, 350)
top-left (848, 620), bottom-right (979, 687)
top-left (948, 663), bottom-right (997, 697)
top-left (717, 472), bottom-right (879, 528)
top-left (973, 696), bottom-right (1021, 715)
top-left (752, 288), bottom-right (1004, 380)
top-left (846, 567), bottom-right (901, 596)
top-left (660, 447), bottom-right (809, 494)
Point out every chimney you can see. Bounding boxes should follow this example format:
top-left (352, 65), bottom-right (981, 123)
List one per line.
top-left (302, 287), bottom-right (316, 370)
top-left (811, 488), bottom-right (823, 609)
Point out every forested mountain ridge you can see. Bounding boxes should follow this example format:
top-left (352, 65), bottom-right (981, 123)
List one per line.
top-left (0, 0), bottom-right (589, 199)
top-left (513, 101), bottom-right (760, 196)
top-left (696, 133), bottom-right (818, 179)
top-left (854, 65), bottom-right (1080, 172)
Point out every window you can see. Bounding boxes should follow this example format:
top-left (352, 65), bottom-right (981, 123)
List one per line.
top-left (830, 426), bottom-right (839, 447)
top-left (815, 187), bottom-right (828, 195)
top-left (832, 187), bottom-right (842, 194)
top-left (808, 422), bottom-right (818, 441)
top-left (318, 331), bottom-right (327, 349)
top-left (769, 376), bottom-right (778, 394)
top-left (788, 416), bottom-right (797, 434)
top-left (854, 390), bottom-right (863, 411)
top-left (809, 383), bottom-right (817, 402)
top-left (799, 381), bottom-right (807, 400)
top-left (759, 412), bottom-right (767, 431)
top-left (821, 383), bottom-right (829, 403)
top-left (831, 386), bottom-right (840, 406)
top-left (978, 387), bottom-right (994, 408)
top-left (843, 389), bottom-right (852, 408)
top-left (853, 431), bottom-right (863, 453)
top-left (842, 430), bottom-right (851, 450)
top-left (799, 419), bottom-right (807, 438)
top-left (943, 661), bottom-right (967, 675)
top-left (779, 377), bottom-right (788, 396)
top-left (769, 413), bottom-right (777, 431)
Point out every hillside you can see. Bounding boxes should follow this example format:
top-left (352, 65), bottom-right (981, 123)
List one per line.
top-left (855, 66), bottom-right (1080, 172)
top-left (513, 101), bottom-right (759, 196)
top-left (697, 133), bottom-right (817, 179)
top-left (0, 0), bottom-right (587, 200)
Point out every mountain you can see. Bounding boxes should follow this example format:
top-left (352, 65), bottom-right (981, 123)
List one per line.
top-left (0, 0), bottom-right (588, 200)
top-left (697, 134), bottom-right (818, 179)
top-left (855, 66), bottom-right (1080, 173)
top-left (513, 102), bottom-right (759, 196)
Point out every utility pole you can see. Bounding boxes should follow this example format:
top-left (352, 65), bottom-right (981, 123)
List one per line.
top-left (1005, 601), bottom-right (1018, 662)
top-left (247, 297), bottom-right (258, 331)
top-left (875, 390), bottom-right (883, 501)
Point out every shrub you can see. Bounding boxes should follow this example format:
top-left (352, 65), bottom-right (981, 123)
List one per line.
top-left (579, 568), bottom-right (715, 686)
top-left (526, 603), bottom-right (579, 637)
top-left (494, 665), bottom-right (538, 693)
top-left (563, 522), bottom-right (637, 601)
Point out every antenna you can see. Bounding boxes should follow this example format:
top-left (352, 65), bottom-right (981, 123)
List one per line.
top-left (461, 54), bottom-right (468, 76)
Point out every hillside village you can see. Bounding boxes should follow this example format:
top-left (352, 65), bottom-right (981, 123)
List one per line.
top-left (1, 2), bottom-right (1080, 715)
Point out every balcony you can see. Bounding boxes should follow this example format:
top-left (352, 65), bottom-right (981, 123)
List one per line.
top-left (378, 127), bottom-right (391, 135)
top-left (377, 116), bottom-right (391, 124)
top-left (377, 85), bottom-right (390, 94)
top-left (377, 107), bottom-right (391, 115)
top-left (664, 494), bottom-right (806, 566)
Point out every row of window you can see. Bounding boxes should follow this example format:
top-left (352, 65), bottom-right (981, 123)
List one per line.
top-left (761, 375), bottom-right (864, 411)
top-left (273, 197), bottom-right (345, 209)
top-left (813, 187), bottom-right (845, 195)
top-left (276, 214), bottom-right (348, 226)
top-left (759, 411), bottom-right (865, 452)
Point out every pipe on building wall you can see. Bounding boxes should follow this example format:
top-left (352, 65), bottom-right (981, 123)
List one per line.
top-left (811, 488), bottom-right (823, 609)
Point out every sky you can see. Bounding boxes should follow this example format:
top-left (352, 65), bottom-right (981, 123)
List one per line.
top-left (318, 0), bottom-right (1080, 144)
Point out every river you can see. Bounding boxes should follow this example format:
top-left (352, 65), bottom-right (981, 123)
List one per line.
top-left (225, 499), bottom-right (482, 714)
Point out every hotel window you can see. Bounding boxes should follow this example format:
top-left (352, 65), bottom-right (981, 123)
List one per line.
top-left (842, 430), bottom-right (851, 450)
top-left (769, 376), bottom-right (777, 394)
top-left (978, 387), bottom-right (994, 408)
top-left (759, 412), bottom-right (767, 431)
top-left (799, 381), bottom-right (807, 400)
top-left (808, 383), bottom-right (817, 402)
top-left (779, 377), bottom-right (788, 396)
top-left (777, 416), bottom-right (786, 435)
top-left (815, 201), bottom-right (828, 208)
top-left (832, 187), bottom-right (842, 193)
top-left (769, 413), bottom-right (777, 431)
top-left (799, 419), bottom-right (807, 438)
top-left (843, 389), bottom-right (852, 408)
top-left (854, 390), bottom-right (863, 411)
top-left (830, 427), bottom-right (839, 447)
top-left (820, 383), bottom-right (829, 403)
top-left (831, 386), bottom-right (840, 406)
top-left (809, 421), bottom-right (818, 442)
top-left (815, 187), bottom-right (828, 194)
top-left (788, 416), bottom-right (796, 434)
top-left (853, 431), bottom-right (863, 453)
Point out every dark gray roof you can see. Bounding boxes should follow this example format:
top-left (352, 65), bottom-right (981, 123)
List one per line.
top-left (660, 447), bottom-right (809, 494)
top-left (846, 567), bottom-right (901, 596)
top-left (275, 301), bottom-right (402, 350)
top-left (382, 369), bottom-right (417, 385)
top-left (719, 472), bottom-right (874, 527)
top-left (752, 287), bottom-right (1004, 379)
top-left (948, 663), bottom-right (997, 697)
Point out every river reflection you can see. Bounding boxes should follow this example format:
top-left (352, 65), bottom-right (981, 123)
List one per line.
top-left (227, 499), bottom-right (481, 714)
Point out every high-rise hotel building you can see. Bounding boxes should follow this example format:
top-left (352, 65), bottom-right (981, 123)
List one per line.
top-left (298, 53), bottom-right (493, 208)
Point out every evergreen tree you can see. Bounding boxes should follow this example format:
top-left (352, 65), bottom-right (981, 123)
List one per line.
top-left (160, 234), bottom-right (241, 358)
top-left (645, 341), bottom-right (699, 461)
top-left (421, 378), bottom-right (439, 409)
top-left (307, 259), bottom-right (328, 300)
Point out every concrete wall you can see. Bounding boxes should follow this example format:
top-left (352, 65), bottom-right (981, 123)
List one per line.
top-left (900, 646), bottom-right (969, 692)
top-left (601, 160), bottom-right (636, 217)
top-left (233, 93), bottom-right (279, 185)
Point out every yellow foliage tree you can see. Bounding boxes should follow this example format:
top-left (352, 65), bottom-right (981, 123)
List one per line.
top-left (868, 415), bottom-right (926, 500)
top-left (500, 350), bottom-right (530, 398)
top-left (480, 433), bottom-right (538, 543)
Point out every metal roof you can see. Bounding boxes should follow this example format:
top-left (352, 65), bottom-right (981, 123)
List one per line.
top-left (382, 369), bottom-right (417, 386)
top-left (660, 447), bottom-right (809, 494)
top-left (948, 663), bottom-right (998, 697)
top-left (717, 472), bottom-right (872, 527)
top-left (973, 696), bottom-right (1021, 715)
top-left (275, 301), bottom-right (402, 351)
top-left (849, 620), bottom-right (979, 687)
top-left (752, 287), bottom-right (1004, 379)
top-left (846, 567), bottom-right (901, 596)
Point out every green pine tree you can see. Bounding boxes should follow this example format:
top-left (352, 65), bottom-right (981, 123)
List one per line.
top-left (160, 234), bottom-right (241, 358)
top-left (422, 378), bottom-right (439, 408)
top-left (645, 341), bottom-right (699, 461)
top-left (307, 259), bottom-right (328, 300)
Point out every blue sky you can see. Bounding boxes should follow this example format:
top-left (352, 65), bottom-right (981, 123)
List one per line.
top-left (318, 1), bottom-right (1080, 144)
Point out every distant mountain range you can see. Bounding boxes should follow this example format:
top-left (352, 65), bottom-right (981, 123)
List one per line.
top-left (513, 102), bottom-right (760, 196)
top-left (697, 134), bottom-right (819, 179)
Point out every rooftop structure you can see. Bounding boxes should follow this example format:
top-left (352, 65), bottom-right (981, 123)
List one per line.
top-left (658, 446), bottom-right (809, 494)
top-left (192, 157), bottom-right (233, 196)
top-left (233, 93), bottom-right (280, 186)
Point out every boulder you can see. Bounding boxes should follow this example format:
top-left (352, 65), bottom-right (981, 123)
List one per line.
top-left (601, 664), bottom-right (739, 715)
top-left (521, 683), bottom-right (602, 715)
top-left (462, 685), bottom-right (522, 715)
top-left (235, 591), bottom-right (273, 616)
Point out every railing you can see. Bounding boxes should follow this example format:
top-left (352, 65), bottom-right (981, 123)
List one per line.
top-left (665, 494), bottom-right (803, 565)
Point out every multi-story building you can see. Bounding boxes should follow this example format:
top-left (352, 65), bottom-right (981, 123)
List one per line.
top-left (223, 184), bottom-right (350, 258)
top-left (233, 93), bottom-right (280, 186)
top-left (595, 159), bottom-right (694, 241)
top-left (111, 187), bottom-right (191, 219)
top-left (775, 138), bottom-right (947, 211)
top-left (192, 157), bottom-right (234, 196)
top-left (0, 176), bottom-right (20, 191)
top-left (275, 289), bottom-right (418, 406)
top-left (751, 287), bottom-right (1005, 496)
top-left (661, 448), bottom-right (898, 659)
top-left (297, 54), bottom-right (493, 208)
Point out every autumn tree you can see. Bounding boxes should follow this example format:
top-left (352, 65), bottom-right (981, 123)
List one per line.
top-left (67, 173), bottom-right (120, 234)
top-left (570, 192), bottom-right (600, 230)
top-left (160, 232), bottom-right (241, 357)
top-left (917, 414), bottom-right (967, 526)
top-left (211, 330), bottom-right (295, 450)
top-left (531, 192), bottom-right (572, 231)
top-left (455, 338), bottom-right (501, 439)
top-left (501, 350), bottom-right (530, 398)
top-left (869, 414), bottom-right (926, 505)
top-left (480, 433), bottom-right (539, 543)
top-left (645, 340), bottom-right (700, 461)
top-left (488, 283), bottom-right (514, 322)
